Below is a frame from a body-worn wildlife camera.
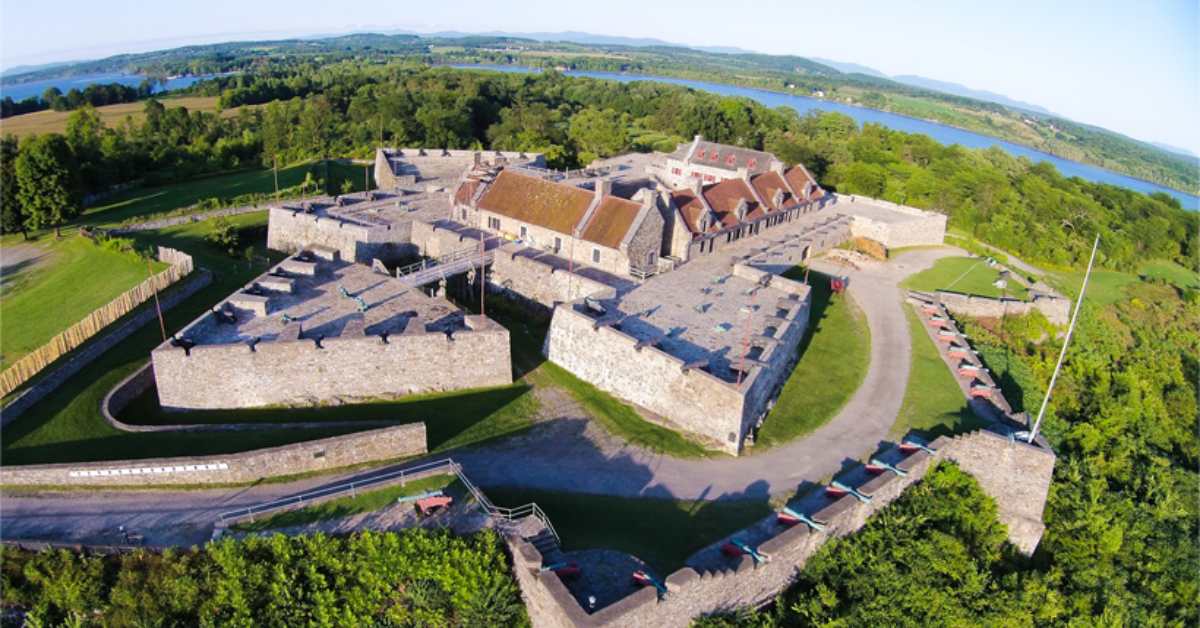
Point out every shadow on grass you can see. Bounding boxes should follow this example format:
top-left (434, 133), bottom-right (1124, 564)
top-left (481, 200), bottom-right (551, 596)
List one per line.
top-left (119, 382), bottom-right (537, 452)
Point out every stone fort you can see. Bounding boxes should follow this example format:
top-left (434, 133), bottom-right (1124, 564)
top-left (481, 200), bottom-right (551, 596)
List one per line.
top-left (154, 138), bottom-right (946, 454)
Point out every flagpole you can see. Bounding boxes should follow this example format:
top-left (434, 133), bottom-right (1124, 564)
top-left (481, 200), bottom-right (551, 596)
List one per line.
top-left (1027, 234), bottom-right (1099, 444)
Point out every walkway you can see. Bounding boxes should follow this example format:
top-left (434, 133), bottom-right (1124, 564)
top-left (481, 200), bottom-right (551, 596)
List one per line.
top-left (0, 248), bottom-right (959, 546)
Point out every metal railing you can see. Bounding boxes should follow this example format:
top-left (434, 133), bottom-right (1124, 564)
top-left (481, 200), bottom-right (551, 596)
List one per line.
top-left (216, 457), bottom-right (560, 546)
top-left (395, 247), bottom-right (482, 277)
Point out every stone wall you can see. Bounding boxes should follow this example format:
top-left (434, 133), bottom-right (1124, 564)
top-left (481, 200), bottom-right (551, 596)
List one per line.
top-left (934, 290), bottom-right (1071, 325)
top-left (841, 198), bottom-right (947, 248)
top-left (491, 246), bottom-right (617, 309)
top-left (544, 271), bottom-right (809, 454)
top-left (0, 423), bottom-right (427, 486)
top-left (510, 429), bottom-right (1055, 627)
top-left (151, 316), bottom-right (512, 410)
top-left (266, 207), bottom-right (414, 264)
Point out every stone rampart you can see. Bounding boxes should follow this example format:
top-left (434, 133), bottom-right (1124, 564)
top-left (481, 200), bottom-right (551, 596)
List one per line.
top-left (266, 207), bottom-right (413, 263)
top-left (934, 290), bottom-right (1070, 325)
top-left (544, 275), bottom-right (809, 454)
top-left (151, 316), bottom-right (512, 410)
top-left (492, 247), bottom-right (617, 309)
top-left (510, 429), bottom-right (1054, 627)
top-left (0, 423), bottom-right (427, 487)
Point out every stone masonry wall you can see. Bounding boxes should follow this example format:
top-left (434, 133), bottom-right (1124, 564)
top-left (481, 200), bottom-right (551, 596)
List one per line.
top-left (151, 317), bottom-right (512, 410)
top-left (491, 247), bottom-right (617, 309)
top-left (267, 207), bottom-right (415, 264)
top-left (934, 290), bottom-right (1071, 325)
top-left (849, 211), bottom-right (947, 249)
top-left (510, 429), bottom-right (1055, 627)
top-left (0, 423), bottom-right (427, 486)
top-left (543, 277), bottom-right (810, 454)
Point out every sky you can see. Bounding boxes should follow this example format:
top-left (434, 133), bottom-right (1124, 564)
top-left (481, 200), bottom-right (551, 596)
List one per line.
top-left (2, 0), bottom-right (1197, 154)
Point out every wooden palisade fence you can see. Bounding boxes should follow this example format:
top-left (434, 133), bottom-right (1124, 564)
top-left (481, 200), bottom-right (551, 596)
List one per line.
top-left (0, 246), bottom-right (194, 397)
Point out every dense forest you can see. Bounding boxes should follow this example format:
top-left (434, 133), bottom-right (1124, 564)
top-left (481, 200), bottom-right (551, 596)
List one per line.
top-left (0, 530), bottom-right (527, 626)
top-left (4, 33), bottom-right (1195, 191)
top-left (1, 64), bottom-right (1196, 624)
top-left (3, 63), bottom-right (1195, 272)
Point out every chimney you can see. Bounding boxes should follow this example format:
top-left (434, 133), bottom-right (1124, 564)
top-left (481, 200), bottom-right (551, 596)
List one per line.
top-left (594, 178), bottom-right (612, 201)
top-left (472, 151), bottom-right (481, 167)
top-left (689, 176), bottom-right (704, 196)
top-left (737, 166), bottom-right (750, 181)
top-left (770, 159), bottom-right (785, 175)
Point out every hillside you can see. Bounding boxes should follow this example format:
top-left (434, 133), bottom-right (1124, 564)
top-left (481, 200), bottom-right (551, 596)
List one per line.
top-left (3, 32), bottom-right (1195, 192)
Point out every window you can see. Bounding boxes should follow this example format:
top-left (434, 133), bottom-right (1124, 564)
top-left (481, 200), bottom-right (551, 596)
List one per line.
top-left (519, 225), bottom-right (528, 239)
top-left (710, 151), bottom-right (720, 162)
top-left (704, 174), bottom-right (715, 182)
top-left (726, 154), bottom-right (736, 166)
top-left (696, 149), bottom-right (706, 160)
top-left (554, 236), bottom-right (562, 253)
top-left (747, 158), bottom-right (757, 169)
top-left (487, 216), bottom-right (501, 230)
top-left (672, 167), bottom-right (682, 175)
top-left (592, 248), bottom-right (601, 263)
top-left (461, 208), bottom-right (467, 220)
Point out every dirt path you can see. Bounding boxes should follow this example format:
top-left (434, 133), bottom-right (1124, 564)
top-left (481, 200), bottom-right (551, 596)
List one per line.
top-left (1, 248), bottom-right (960, 545)
top-left (0, 241), bottom-right (52, 289)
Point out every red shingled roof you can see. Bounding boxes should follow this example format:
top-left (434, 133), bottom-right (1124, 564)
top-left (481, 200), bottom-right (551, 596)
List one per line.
top-left (476, 170), bottom-right (593, 235)
top-left (579, 196), bottom-right (642, 249)
top-left (751, 171), bottom-right (793, 211)
top-left (702, 178), bottom-right (759, 227)
top-left (784, 165), bottom-right (820, 200)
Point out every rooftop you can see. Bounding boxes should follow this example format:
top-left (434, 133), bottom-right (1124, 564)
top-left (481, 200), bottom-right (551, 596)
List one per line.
top-left (184, 260), bottom-right (463, 346)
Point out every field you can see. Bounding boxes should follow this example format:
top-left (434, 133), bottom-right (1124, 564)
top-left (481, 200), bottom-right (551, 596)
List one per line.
top-left (903, 256), bottom-right (1030, 299)
top-left (1138, 259), bottom-right (1199, 289)
top-left (889, 309), bottom-right (985, 438)
top-left (0, 96), bottom-right (227, 139)
top-left (81, 160), bottom-right (375, 227)
top-left (0, 235), bottom-right (167, 368)
top-left (232, 473), bottom-right (460, 532)
top-left (755, 271), bottom-right (871, 449)
top-left (485, 486), bottom-right (772, 574)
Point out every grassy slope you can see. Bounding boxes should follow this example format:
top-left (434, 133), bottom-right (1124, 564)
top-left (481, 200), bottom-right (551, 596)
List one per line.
top-left (0, 235), bottom-right (167, 368)
top-left (0, 96), bottom-right (229, 139)
top-left (81, 160), bottom-right (374, 228)
top-left (755, 272), bottom-right (870, 449)
top-left (902, 256), bottom-right (1030, 299)
top-left (890, 309), bottom-right (985, 439)
top-left (233, 474), bottom-right (459, 532)
top-left (485, 486), bottom-right (772, 574)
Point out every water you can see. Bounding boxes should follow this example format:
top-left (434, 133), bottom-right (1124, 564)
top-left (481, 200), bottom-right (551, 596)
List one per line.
top-left (453, 64), bottom-right (1199, 208)
top-left (1, 72), bottom-right (218, 102)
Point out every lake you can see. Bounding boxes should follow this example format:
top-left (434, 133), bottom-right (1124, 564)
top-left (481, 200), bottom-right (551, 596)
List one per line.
top-left (453, 64), bottom-right (1199, 209)
top-left (1, 72), bottom-right (218, 102)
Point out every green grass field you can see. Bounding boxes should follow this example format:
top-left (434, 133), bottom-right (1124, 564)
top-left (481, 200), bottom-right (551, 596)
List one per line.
top-left (80, 160), bottom-right (375, 228)
top-left (1138, 259), bottom-right (1199, 289)
top-left (903, 256), bottom-right (1030, 299)
top-left (755, 272), bottom-right (870, 449)
top-left (233, 474), bottom-right (459, 532)
top-left (890, 309), bottom-right (985, 439)
top-left (485, 486), bottom-right (772, 574)
top-left (0, 235), bottom-right (167, 369)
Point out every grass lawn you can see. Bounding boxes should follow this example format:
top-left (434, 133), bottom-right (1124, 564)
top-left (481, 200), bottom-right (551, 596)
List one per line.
top-left (0, 234), bottom-right (167, 368)
top-left (0, 96), bottom-right (230, 139)
top-left (755, 271), bottom-right (870, 449)
top-left (1138, 259), bottom-right (1199, 289)
top-left (1044, 267), bottom-right (1137, 306)
top-left (81, 160), bottom-right (375, 228)
top-left (485, 487), bottom-right (772, 574)
top-left (889, 309), bottom-right (985, 439)
top-left (232, 474), bottom-right (459, 532)
top-left (903, 256), bottom-right (1030, 299)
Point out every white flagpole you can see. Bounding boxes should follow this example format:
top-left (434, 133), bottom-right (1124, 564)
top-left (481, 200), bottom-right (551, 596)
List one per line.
top-left (1027, 234), bottom-right (1100, 444)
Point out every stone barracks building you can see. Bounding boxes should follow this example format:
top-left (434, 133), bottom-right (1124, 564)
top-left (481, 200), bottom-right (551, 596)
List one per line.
top-left (156, 142), bottom-right (945, 453)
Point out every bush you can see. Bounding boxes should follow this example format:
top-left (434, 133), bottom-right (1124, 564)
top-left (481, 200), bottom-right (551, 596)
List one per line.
top-left (1, 530), bottom-right (528, 626)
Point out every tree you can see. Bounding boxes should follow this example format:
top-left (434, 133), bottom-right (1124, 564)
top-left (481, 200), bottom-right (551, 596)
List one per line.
top-left (205, 217), bottom-right (240, 257)
top-left (0, 135), bottom-right (25, 238)
top-left (568, 107), bottom-right (627, 164)
top-left (14, 134), bottom-right (79, 236)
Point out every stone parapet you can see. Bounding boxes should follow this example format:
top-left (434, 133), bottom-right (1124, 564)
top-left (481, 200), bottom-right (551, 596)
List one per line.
top-left (0, 423), bottom-right (427, 487)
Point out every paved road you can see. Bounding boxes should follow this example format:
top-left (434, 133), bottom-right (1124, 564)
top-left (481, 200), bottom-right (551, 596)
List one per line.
top-left (0, 248), bottom-right (959, 546)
